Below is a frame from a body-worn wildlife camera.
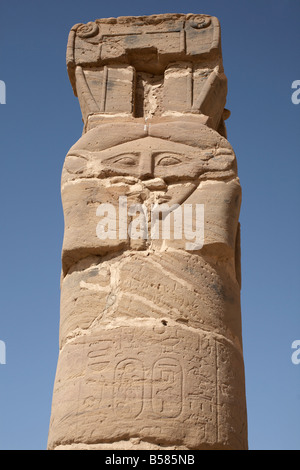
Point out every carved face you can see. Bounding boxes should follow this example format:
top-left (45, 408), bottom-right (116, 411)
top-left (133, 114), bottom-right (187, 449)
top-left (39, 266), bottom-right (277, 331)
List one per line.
top-left (61, 121), bottom-right (239, 270)
top-left (65, 136), bottom-right (214, 206)
top-left (63, 124), bottom-right (236, 208)
top-left (79, 137), bottom-right (214, 181)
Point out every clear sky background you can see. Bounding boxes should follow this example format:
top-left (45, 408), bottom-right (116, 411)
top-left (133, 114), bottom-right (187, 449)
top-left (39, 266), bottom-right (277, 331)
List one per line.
top-left (0, 0), bottom-right (299, 450)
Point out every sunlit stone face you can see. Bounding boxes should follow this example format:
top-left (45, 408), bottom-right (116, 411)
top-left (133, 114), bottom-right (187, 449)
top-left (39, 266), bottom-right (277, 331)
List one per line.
top-left (63, 124), bottom-right (236, 210)
top-left (68, 137), bottom-right (213, 181)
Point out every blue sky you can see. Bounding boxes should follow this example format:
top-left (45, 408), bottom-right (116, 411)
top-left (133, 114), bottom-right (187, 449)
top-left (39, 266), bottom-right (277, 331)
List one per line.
top-left (0, 0), bottom-right (299, 450)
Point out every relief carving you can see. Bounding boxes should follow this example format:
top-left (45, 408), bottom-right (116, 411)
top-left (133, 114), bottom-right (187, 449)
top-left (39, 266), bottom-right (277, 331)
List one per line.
top-left (48, 13), bottom-right (248, 451)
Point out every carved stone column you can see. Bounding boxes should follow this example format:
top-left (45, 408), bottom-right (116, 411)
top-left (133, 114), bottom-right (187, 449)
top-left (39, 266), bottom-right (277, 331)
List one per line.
top-left (48, 14), bottom-right (248, 450)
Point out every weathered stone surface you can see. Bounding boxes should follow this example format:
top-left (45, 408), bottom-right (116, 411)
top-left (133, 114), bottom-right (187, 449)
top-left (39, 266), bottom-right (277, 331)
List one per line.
top-left (66, 14), bottom-right (228, 134)
top-left (49, 324), bottom-right (246, 450)
top-left (59, 250), bottom-right (242, 349)
top-left (48, 13), bottom-right (247, 450)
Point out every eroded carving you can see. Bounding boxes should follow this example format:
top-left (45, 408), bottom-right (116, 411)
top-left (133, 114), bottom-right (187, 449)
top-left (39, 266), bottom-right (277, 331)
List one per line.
top-left (48, 13), bottom-right (248, 451)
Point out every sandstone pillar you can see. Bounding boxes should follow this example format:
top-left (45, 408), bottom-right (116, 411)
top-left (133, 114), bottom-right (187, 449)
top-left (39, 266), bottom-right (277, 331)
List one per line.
top-left (48, 14), bottom-right (248, 450)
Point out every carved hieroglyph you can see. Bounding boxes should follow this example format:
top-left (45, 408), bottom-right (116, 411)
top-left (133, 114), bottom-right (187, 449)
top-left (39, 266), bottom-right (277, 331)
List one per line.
top-left (48, 14), bottom-right (248, 450)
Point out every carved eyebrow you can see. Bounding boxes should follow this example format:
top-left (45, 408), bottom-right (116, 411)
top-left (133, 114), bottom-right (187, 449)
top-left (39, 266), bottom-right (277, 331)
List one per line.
top-left (102, 152), bottom-right (140, 164)
top-left (66, 150), bottom-right (90, 160)
top-left (154, 152), bottom-right (189, 161)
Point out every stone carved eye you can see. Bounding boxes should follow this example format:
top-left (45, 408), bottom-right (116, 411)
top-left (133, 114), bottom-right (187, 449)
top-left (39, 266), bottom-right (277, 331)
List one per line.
top-left (113, 154), bottom-right (138, 166)
top-left (157, 155), bottom-right (182, 166)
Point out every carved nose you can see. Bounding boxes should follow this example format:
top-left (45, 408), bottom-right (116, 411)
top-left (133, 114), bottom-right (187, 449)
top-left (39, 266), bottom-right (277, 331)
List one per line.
top-left (139, 154), bottom-right (153, 180)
